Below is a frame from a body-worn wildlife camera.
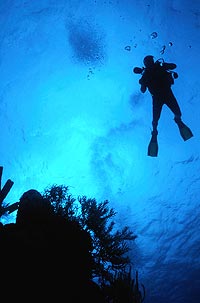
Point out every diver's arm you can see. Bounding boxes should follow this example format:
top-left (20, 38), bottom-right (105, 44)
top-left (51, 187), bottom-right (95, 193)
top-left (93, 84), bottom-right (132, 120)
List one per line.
top-left (140, 85), bottom-right (147, 93)
top-left (163, 62), bottom-right (177, 70)
top-left (139, 77), bottom-right (147, 93)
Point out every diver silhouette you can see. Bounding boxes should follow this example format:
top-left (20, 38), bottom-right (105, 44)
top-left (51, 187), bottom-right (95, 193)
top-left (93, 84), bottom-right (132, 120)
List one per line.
top-left (133, 55), bottom-right (193, 157)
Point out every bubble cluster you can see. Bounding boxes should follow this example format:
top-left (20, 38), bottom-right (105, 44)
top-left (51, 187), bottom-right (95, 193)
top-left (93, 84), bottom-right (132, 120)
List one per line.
top-left (67, 20), bottom-right (106, 66)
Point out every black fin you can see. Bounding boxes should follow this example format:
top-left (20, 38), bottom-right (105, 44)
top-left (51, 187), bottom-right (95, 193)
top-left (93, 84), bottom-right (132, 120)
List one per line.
top-left (148, 131), bottom-right (158, 157)
top-left (177, 123), bottom-right (193, 141)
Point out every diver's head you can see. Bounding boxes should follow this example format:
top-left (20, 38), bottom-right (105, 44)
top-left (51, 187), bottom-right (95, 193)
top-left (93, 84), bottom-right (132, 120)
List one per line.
top-left (143, 55), bottom-right (154, 68)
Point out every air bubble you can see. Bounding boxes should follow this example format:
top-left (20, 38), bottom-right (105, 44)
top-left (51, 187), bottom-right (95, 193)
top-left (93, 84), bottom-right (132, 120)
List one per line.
top-left (150, 32), bottom-right (158, 39)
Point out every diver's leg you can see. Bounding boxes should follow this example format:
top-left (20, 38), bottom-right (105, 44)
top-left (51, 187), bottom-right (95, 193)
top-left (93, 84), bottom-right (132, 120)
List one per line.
top-left (165, 90), bottom-right (182, 123)
top-left (152, 97), bottom-right (163, 135)
top-left (166, 91), bottom-right (193, 140)
top-left (148, 97), bottom-right (161, 157)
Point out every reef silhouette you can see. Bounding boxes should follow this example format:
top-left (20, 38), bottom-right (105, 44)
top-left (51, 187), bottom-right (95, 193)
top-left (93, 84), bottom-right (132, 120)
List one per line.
top-left (0, 166), bottom-right (145, 302)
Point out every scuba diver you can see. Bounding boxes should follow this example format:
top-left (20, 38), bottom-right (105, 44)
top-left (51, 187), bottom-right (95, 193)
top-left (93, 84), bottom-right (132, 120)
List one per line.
top-left (133, 55), bottom-right (193, 157)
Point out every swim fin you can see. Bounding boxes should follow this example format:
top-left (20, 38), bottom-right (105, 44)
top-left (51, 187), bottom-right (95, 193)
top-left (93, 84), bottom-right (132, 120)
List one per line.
top-left (177, 122), bottom-right (193, 141)
top-left (148, 131), bottom-right (158, 157)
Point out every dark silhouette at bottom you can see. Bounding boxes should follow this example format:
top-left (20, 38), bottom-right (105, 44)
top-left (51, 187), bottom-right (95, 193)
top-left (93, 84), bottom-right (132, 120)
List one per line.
top-left (0, 167), bottom-right (145, 303)
top-left (0, 189), bottom-right (105, 302)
